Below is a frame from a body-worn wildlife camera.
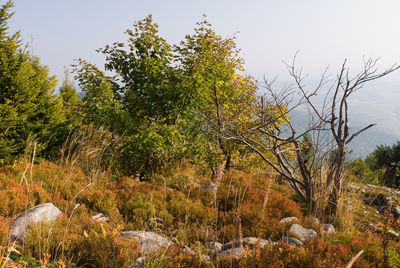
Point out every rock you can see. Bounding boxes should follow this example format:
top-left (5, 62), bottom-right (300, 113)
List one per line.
top-left (203, 182), bottom-right (218, 192)
top-left (121, 231), bottom-right (173, 254)
top-left (280, 236), bottom-right (303, 247)
top-left (221, 237), bottom-right (274, 251)
top-left (279, 217), bottom-right (298, 224)
top-left (91, 213), bottom-right (108, 222)
top-left (392, 206), bottom-right (400, 218)
top-left (183, 246), bottom-right (195, 255)
top-left (10, 203), bottom-right (61, 242)
top-left (388, 230), bottom-right (400, 239)
top-left (218, 247), bottom-right (251, 259)
top-left (321, 224), bottom-right (335, 234)
top-left (205, 241), bottom-right (223, 252)
top-left (288, 224), bottom-right (317, 242)
top-left (369, 193), bottom-right (391, 207)
top-left (306, 218), bottom-right (320, 226)
top-left (129, 256), bottom-right (145, 268)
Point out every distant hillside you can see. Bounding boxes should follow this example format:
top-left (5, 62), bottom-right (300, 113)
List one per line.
top-left (290, 109), bottom-right (398, 159)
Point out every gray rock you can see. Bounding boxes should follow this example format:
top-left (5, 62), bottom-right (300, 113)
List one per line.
top-left (10, 203), bottom-right (61, 242)
top-left (218, 247), bottom-right (251, 259)
top-left (221, 237), bottom-right (274, 251)
top-left (279, 217), bottom-right (298, 224)
top-left (205, 241), bottom-right (223, 252)
top-left (288, 224), bottom-right (317, 242)
top-left (121, 231), bottom-right (173, 254)
top-left (203, 182), bottom-right (218, 192)
top-left (280, 236), bottom-right (303, 247)
top-left (322, 224), bottom-right (335, 234)
top-left (91, 213), bottom-right (108, 222)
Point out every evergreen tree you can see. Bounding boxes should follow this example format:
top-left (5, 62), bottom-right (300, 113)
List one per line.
top-left (0, 1), bottom-right (64, 164)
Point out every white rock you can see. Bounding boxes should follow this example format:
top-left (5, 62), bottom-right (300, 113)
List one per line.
top-left (10, 203), bottom-right (61, 242)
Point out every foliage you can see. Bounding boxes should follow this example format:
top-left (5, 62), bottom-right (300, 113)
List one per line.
top-left (0, 1), bottom-right (65, 164)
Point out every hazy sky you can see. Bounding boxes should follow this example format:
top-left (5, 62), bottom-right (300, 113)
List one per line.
top-left (8, 0), bottom-right (400, 136)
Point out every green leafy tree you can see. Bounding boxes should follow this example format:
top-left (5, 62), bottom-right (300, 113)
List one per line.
top-left (176, 17), bottom-right (258, 172)
top-left (0, 1), bottom-right (65, 164)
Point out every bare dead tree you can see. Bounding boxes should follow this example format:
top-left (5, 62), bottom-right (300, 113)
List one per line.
top-left (222, 56), bottom-right (399, 219)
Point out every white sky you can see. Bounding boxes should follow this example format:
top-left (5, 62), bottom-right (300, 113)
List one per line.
top-left (8, 0), bottom-right (400, 136)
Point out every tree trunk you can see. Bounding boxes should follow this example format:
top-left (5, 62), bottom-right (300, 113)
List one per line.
top-left (326, 147), bottom-right (346, 219)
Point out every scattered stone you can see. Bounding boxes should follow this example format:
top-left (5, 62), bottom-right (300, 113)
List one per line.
top-left (321, 224), bottom-right (335, 234)
top-left (280, 236), bottom-right (303, 247)
top-left (91, 213), bottom-right (108, 222)
top-left (392, 206), bottom-right (400, 218)
top-left (388, 230), bottom-right (400, 239)
top-left (205, 241), bottom-right (223, 252)
top-left (183, 246), bottom-right (195, 255)
top-left (10, 203), bottom-right (61, 242)
top-left (121, 231), bottom-right (173, 254)
top-left (288, 224), bottom-right (317, 242)
top-left (129, 256), bottom-right (145, 268)
top-left (221, 237), bottom-right (274, 251)
top-left (203, 182), bottom-right (218, 192)
top-left (369, 193), bottom-right (391, 207)
top-left (279, 217), bottom-right (298, 224)
top-left (218, 247), bottom-right (251, 259)
top-left (306, 218), bottom-right (320, 226)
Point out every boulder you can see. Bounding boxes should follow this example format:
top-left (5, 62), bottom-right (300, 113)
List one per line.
top-left (218, 247), bottom-right (251, 259)
top-left (91, 213), bottom-right (108, 222)
top-left (279, 217), bottom-right (298, 224)
top-left (288, 224), bottom-right (317, 242)
top-left (221, 237), bottom-right (274, 251)
top-left (121, 231), bottom-right (173, 254)
top-left (321, 224), bottom-right (335, 234)
top-left (205, 241), bottom-right (223, 252)
top-left (280, 236), bottom-right (303, 247)
top-left (10, 203), bottom-right (61, 242)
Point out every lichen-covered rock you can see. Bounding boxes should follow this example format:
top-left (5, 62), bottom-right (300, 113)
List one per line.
top-left (279, 217), bottom-right (299, 224)
top-left (322, 224), bottom-right (335, 234)
top-left (121, 231), bottom-right (173, 254)
top-left (288, 223), bottom-right (317, 242)
top-left (280, 236), bottom-right (304, 247)
top-left (10, 203), bottom-right (61, 242)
